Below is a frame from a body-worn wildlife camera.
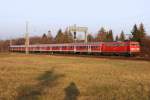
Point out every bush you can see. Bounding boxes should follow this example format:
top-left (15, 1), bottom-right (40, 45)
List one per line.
top-left (141, 36), bottom-right (150, 58)
top-left (0, 40), bottom-right (9, 52)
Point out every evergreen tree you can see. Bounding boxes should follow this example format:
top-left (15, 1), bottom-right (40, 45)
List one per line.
top-left (131, 24), bottom-right (139, 41)
top-left (96, 27), bottom-right (107, 42)
top-left (106, 30), bottom-right (114, 42)
top-left (64, 29), bottom-right (73, 43)
top-left (131, 23), bottom-right (146, 42)
top-left (139, 23), bottom-right (146, 39)
top-left (87, 34), bottom-right (94, 42)
top-left (64, 30), bottom-right (69, 43)
top-left (115, 35), bottom-right (119, 41)
top-left (68, 31), bottom-right (74, 43)
top-left (47, 30), bottom-right (53, 43)
top-left (41, 33), bottom-right (49, 44)
top-left (55, 29), bottom-right (65, 43)
top-left (119, 31), bottom-right (125, 41)
top-left (42, 33), bottom-right (47, 39)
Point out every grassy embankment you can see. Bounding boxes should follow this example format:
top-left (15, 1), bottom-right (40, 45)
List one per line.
top-left (0, 53), bottom-right (150, 100)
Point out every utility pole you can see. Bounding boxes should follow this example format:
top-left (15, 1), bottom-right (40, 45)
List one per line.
top-left (25, 21), bottom-right (29, 54)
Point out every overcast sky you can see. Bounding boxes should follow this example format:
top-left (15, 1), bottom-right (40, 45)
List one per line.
top-left (0, 0), bottom-right (149, 39)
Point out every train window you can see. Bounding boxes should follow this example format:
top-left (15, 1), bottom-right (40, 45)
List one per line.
top-left (91, 46), bottom-right (95, 49)
top-left (105, 44), bottom-right (113, 46)
top-left (105, 43), bottom-right (127, 46)
top-left (104, 44), bottom-right (112, 46)
top-left (122, 43), bottom-right (128, 46)
top-left (62, 46), bottom-right (66, 49)
top-left (119, 44), bottom-right (125, 46)
top-left (77, 46), bottom-right (86, 49)
top-left (84, 46), bottom-right (88, 49)
top-left (91, 46), bottom-right (99, 49)
top-left (112, 43), bottom-right (123, 46)
top-left (131, 44), bottom-right (139, 46)
top-left (68, 46), bottom-right (73, 49)
top-left (79, 46), bottom-right (82, 49)
top-left (81, 46), bottom-right (84, 49)
top-left (113, 44), bottom-right (119, 46)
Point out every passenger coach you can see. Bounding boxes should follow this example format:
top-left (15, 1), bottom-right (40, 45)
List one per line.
top-left (10, 41), bottom-right (140, 56)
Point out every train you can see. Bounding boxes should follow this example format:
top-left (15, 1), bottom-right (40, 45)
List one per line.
top-left (9, 41), bottom-right (140, 56)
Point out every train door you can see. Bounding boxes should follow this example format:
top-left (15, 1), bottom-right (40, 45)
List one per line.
top-left (88, 45), bottom-right (91, 53)
top-left (74, 45), bottom-right (76, 53)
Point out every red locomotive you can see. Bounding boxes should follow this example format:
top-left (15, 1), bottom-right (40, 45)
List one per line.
top-left (9, 41), bottom-right (140, 56)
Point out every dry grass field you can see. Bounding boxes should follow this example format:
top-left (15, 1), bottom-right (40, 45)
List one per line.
top-left (0, 53), bottom-right (150, 100)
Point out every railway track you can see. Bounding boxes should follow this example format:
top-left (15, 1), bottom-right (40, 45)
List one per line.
top-left (45, 53), bottom-right (149, 61)
top-left (12, 52), bottom-right (149, 61)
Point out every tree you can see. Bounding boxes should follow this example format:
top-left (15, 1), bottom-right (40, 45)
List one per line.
top-left (47, 30), bottom-right (54, 43)
top-left (131, 24), bottom-right (138, 41)
top-left (106, 30), bottom-right (114, 42)
top-left (131, 23), bottom-right (146, 42)
top-left (40, 33), bottom-right (49, 44)
top-left (139, 23), bottom-right (146, 39)
top-left (115, 35), bottom-right (119, 41)
top-left (141, 36), bottom-right (150, 57)
top-left (30, 36), bottom-right (41, 44)
top-left (0, 40), bottom-right (9, 52)
top-left (63, 29), bottom-right (73, 43)
top-left (42, 33), bottom-right (47, 39)
top-left (67, 31), bottom-right (73, 43)
top-left (55, 29), bottom-right (65, 43)
top-left (131, 24), bottom-right (141, 42)
top-left (119, 31), bottom-right (125, 41)
top-left (87, 34), bottom-right (94, 42)
top-left (96, 27), bottom-right (107, 42)
top-left (14, 38), bottom-right (25, 45)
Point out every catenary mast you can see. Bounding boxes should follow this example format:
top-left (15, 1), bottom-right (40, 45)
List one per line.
top-left (25, 21), bottom-right (29, 54)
